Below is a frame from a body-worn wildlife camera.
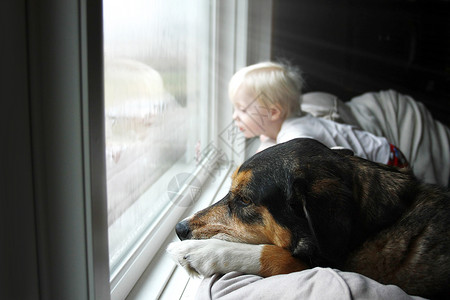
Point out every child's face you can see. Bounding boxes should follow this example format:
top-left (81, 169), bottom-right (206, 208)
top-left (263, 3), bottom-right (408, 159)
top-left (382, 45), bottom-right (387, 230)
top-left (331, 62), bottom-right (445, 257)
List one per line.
top-left (231, 86), bottom-right (273, 138)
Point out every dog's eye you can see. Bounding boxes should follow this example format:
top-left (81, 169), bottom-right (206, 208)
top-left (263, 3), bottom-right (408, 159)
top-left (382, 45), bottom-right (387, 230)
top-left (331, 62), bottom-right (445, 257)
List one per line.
top-left (239, 197), bottom-right (252, 206)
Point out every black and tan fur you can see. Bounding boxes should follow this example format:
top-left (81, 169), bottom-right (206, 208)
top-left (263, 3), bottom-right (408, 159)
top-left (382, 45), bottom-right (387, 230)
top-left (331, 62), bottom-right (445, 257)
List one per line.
top-left (170, 138), bottom-right (450, 299)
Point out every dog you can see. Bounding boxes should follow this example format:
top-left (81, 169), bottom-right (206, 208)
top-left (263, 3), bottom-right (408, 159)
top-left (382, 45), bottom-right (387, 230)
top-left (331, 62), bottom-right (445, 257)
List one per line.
top-left (167, 138), bottom-right (450, 299)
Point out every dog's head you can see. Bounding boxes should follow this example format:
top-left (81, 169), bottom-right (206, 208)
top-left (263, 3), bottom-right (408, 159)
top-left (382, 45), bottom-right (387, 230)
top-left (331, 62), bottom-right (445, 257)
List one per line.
top-left (175, 138), bottom-right (414, 266)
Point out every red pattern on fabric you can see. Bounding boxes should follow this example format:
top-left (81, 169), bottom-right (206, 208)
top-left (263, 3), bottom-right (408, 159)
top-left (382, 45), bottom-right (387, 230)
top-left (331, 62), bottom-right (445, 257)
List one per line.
top-left (387, 144), bottom-right (409, 168)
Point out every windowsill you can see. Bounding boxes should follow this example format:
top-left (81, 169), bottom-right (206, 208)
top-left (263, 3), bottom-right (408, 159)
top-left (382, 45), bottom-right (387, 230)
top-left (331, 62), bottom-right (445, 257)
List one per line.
top-left (125, 165), bottom-right (234, 300)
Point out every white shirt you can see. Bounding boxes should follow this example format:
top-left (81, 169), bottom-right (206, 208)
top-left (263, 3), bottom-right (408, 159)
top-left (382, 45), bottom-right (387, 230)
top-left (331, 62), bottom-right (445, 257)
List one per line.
top-left (277, 114), bottom-right (391, 164)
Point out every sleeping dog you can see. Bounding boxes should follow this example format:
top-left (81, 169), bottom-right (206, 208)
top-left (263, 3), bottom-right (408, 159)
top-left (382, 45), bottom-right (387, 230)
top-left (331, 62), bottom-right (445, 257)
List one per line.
top-left (167, 138), bottom-right (450, 299)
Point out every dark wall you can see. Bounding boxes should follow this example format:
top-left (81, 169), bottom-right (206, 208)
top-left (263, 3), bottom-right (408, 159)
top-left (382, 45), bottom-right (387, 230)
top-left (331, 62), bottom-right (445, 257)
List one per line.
top-left (272, 0), bottom-right (450, 125)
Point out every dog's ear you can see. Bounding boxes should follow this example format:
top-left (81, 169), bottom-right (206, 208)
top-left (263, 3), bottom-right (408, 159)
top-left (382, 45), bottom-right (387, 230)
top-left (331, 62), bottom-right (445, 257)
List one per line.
top-left (292, 177), bottom-right (357, 267)
top-left (331, 146), bottom-right (354, 157)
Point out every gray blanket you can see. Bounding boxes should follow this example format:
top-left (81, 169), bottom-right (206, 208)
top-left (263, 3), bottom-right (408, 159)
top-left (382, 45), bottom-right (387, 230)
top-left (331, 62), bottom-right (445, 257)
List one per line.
top-left (196, 268), bottom-right (426, 300)
top-left (303, 90), bottom-right (450, 186)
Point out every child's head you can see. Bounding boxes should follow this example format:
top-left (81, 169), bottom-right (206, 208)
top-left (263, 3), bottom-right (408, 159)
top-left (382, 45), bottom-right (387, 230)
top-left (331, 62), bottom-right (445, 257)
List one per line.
top-left (229, 61), bottom-right (304, 139)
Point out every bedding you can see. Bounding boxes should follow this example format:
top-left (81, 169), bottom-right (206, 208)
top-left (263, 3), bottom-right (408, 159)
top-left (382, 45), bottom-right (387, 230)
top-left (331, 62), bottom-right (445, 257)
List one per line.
top-left (302, 90), bottom-right (450, 187)
top-left (196, 269), bottom-right (426, 300)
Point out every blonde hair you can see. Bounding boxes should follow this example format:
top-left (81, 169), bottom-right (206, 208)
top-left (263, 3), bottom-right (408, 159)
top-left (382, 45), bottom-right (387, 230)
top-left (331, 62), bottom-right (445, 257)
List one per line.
top-left (228, 61), bottom-right (304, 118)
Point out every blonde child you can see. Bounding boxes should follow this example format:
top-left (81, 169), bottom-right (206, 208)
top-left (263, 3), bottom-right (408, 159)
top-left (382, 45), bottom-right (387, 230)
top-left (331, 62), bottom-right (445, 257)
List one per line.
top-left (228, 61), bottom-right (408, 167)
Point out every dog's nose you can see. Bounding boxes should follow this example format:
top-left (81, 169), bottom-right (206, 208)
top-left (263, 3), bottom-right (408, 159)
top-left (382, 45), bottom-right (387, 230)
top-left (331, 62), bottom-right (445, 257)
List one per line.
top-left (175, 219), bottom-right (192, 240)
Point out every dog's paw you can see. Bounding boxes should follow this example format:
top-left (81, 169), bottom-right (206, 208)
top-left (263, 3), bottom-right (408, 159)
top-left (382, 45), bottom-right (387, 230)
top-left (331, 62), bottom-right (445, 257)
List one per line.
top-left (166, 240), bottom-right (201, 277)
top-left (166, 239), bottom-right (263, 277)
top-left (166, 240), bottom-right (219, 277)
top-left (166, 239), bottom-right (225, 277)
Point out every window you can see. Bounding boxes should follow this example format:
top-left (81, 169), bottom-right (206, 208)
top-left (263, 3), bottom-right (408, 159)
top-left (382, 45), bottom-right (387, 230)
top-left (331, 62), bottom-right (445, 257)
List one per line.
top-left (103, 0), bottom-right (215, 295)
top-left (102, 0), bottom-right (272, 298)
top-left (16, 0), bottom-right (269, 298)
top-left (104, 0), bottom-right (210, 271)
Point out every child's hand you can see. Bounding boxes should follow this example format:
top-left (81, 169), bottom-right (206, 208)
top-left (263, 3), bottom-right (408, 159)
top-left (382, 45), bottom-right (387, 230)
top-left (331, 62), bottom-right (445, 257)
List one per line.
top-left (257, 135), bottom-right (276, 152)
top-left (260, 135), bottom-right (271, 142)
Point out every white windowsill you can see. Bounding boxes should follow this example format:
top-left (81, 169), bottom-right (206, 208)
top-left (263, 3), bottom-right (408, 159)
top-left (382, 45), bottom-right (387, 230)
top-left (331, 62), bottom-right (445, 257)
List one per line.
top-left (125, 165), bottom-right (234, 300)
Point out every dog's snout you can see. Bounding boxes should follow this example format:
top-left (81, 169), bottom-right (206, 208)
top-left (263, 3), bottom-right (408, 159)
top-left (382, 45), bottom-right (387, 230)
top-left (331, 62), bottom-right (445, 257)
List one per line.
top-left (175, 219), bottom-right (192, 241)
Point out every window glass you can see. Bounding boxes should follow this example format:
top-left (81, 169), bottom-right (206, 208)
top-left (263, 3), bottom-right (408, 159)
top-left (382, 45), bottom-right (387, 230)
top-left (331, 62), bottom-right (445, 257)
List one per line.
top-left (103, 0), bottom-right (210, 274)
